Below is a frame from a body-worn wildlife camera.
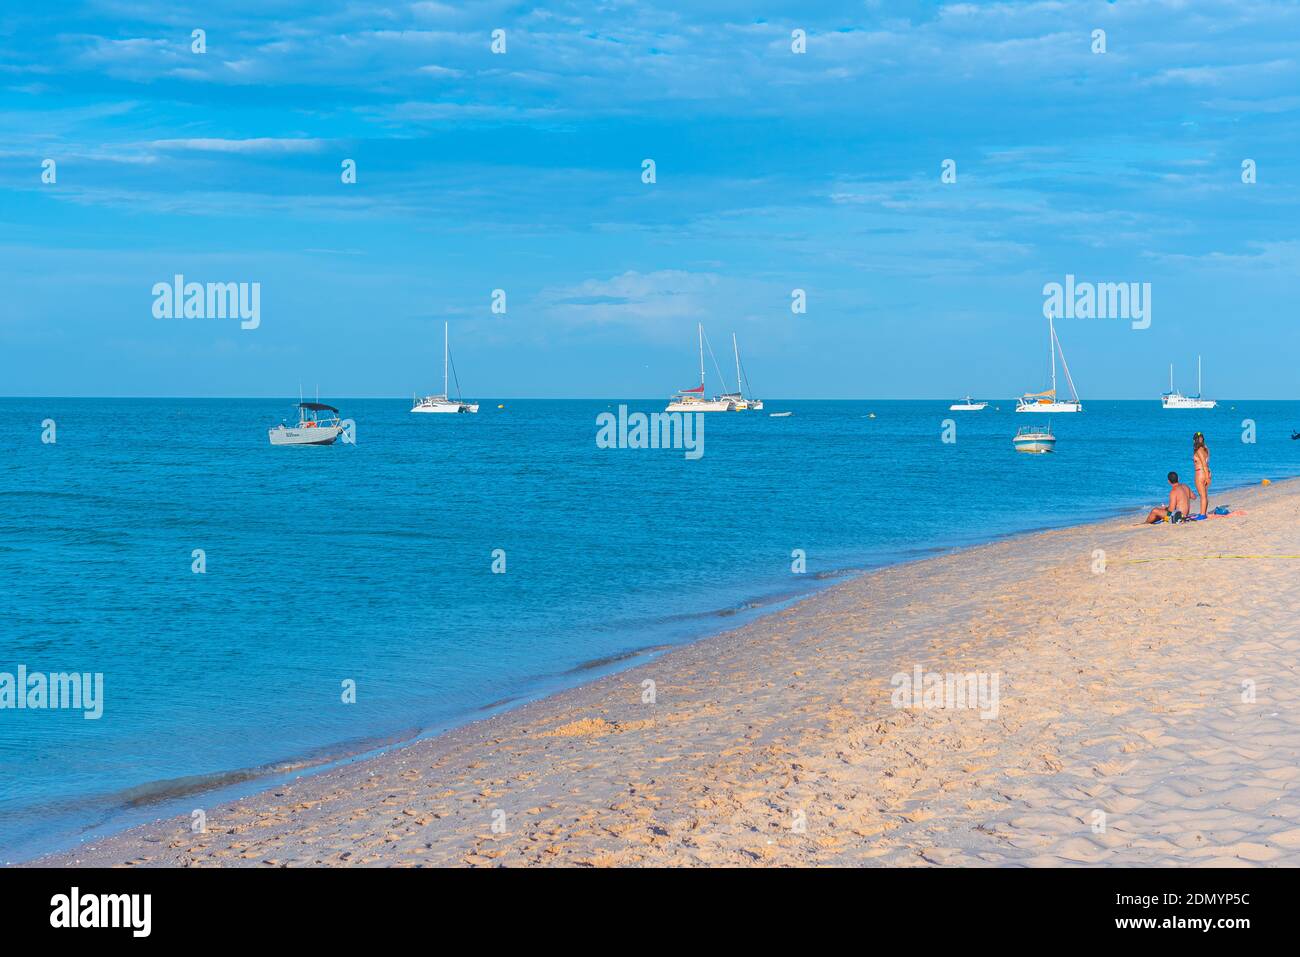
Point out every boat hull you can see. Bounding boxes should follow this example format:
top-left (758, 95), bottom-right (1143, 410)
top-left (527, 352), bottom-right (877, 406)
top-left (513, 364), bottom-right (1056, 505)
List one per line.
top-left (665, 399), bottom-right (733, 412)
top-left (269, 425), bottom-right (342, 446)
top-left (1016, 401), bottom-right (1081, 413)
top-left (1162, 396), bottom-right (1216, 409)
top-left (950, 403), bottom-right (987, 411)
top-left (1013, 435), bottom-right (1055, 453)
top-left (411, 398), bottom-right (478, 413)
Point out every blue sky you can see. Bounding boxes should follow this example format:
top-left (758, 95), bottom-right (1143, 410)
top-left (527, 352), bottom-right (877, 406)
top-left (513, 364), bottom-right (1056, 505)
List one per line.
top-left (2, 0), bottom-right (1298, 398)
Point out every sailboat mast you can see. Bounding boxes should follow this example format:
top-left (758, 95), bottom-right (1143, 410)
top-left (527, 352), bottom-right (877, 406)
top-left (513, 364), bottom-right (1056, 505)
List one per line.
top-left (1197, 355), bottom-right (1202, 394)
top-left (698, 323), bottom-right (705, 387)
top-left (733, 334), bottom-right (742, 398)
top-left (1049, 315), bottom-right (1057, 395)
top-left (1169, 363), bottom-right (1174, 392)
top-left (443, 321), bottom-right (449, 396)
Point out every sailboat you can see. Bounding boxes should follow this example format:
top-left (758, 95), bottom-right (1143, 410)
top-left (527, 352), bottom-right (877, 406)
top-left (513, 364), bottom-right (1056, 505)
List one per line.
top-left (717, 333), bottom-right (764, 411)
top-left (1016, 313), bottom-right (1082, 413)
top-left (1162, 356), bottom-right (1216, 409)
top-left (666, 324), bottom-right (734, 412)
top-left (411, 321), bottom-right (479, 414)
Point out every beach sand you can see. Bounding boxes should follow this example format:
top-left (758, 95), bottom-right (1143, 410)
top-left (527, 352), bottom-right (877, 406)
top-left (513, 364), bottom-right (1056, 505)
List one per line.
top-left (35, 480), bottom-right (1300, 867)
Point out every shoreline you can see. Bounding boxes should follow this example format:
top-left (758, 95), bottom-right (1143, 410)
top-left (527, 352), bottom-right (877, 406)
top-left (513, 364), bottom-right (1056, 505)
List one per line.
top-left (3, 480), bottom-right (1218, 863)
top-left (26, 474), bottom-right (1300, 867)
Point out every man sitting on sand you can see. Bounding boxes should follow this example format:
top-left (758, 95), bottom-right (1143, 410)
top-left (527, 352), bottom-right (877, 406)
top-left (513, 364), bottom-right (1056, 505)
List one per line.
top-left (1146, 471), bottom-right (1193, 524)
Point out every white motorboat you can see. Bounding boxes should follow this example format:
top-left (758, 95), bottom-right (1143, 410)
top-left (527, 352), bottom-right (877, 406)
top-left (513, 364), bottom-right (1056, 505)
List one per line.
top-left (269, 398), bottom-right (345, 446)
top-left (949, 396), bottom-right (987, 411)
top-left (412, 321), bottom-right (479, 413)
top-left (666, 324), bottom-right (735, 412)
top-left (1016, 313), bottom-right (1082, 413)
top-left (1013, 424), bottom-right (1056, 453)
top-left (1162, 357), bottom-right (1216, 409)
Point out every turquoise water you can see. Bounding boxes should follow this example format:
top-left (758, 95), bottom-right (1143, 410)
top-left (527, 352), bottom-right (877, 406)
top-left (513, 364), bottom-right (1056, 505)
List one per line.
top-left (1, 398), bottom-right (1297, 860)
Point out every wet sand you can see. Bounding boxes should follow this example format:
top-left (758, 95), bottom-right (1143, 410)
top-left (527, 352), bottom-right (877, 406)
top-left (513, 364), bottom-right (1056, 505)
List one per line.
top-left (35, 479), bottom-right (1300, 867)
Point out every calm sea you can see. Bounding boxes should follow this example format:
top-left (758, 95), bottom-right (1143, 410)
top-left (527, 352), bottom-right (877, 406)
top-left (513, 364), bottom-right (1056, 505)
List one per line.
top-left (2, 397), bottom-right (1297, 860)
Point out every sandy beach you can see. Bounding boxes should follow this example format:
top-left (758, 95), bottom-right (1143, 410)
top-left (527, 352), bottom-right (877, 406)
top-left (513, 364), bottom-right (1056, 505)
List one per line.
top-left (35, 479), bottom-right (1300, 868)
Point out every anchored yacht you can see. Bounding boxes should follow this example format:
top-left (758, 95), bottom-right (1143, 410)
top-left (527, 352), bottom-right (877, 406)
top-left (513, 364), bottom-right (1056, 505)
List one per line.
top-left (412, 321), bottom-right (479, 414)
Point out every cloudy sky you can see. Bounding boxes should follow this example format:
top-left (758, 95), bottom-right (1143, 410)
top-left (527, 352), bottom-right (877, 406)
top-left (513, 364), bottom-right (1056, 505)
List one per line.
top-left (2, 0), bottom-right (1297, 397)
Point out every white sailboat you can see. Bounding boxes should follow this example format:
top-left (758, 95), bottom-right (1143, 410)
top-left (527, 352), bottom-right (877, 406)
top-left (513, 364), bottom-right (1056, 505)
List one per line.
top-left (666, 324), bottom-right (734, 412)
top-left (411, 321), bottom-right (479, 414)
top-left (1162, 356), bottom-right (1216, 409)
top-left (717, 333), bottom-right (764, 410)
top-left (1016, 313), bottom-right (1082, 413)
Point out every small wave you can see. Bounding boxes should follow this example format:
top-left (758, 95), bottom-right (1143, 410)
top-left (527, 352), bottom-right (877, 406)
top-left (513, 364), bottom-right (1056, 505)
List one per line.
top-left (112, 727), bottom-right (425, 808)
top-left (563, 645), bottom-right (669, 674)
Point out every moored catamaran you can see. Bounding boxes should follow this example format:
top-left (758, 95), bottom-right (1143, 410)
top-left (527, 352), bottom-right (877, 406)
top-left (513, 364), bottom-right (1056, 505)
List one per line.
top-left (1161, 356), bottom-right (1216, 409)
top-left (717, 333), bottom-right (764, 411)
top-left (666, 324), bottom-right (734, 412)
top-left (412, 321), bottom-right (479, 414)
top-left (1016, 313), bottom-right (1081, 413)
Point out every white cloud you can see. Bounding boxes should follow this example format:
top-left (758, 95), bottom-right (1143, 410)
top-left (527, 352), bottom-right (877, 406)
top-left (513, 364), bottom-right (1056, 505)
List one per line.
top-left (148, 138), bottom-right (329, 154)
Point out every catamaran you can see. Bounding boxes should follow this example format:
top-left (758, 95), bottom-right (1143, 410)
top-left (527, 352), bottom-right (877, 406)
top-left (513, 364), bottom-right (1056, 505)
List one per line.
top-left (666, 324), bottom-right (734, 412)
top-left (412, 321), bottom-right (479, 413)
top-left (1162, 356), bottom-right (1216, 409)
top-left (950, 396), bottom-right (987, 411)
top-left (717, 333), bottom-right (764, 410)
top-left (269, 390), bottom-right (345, 446)
top-left (1016, 313), bottom-right (1082, 413)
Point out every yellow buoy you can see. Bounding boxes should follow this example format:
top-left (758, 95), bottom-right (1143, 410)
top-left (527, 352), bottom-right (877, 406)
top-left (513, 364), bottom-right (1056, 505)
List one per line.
top-left (497, 404), bottom-right (505, 409)
top-left (1262, 478), bottom-right (1271, 486)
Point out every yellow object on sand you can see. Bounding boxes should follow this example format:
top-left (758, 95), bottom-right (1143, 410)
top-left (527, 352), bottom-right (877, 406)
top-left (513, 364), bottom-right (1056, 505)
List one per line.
top-left (1262, 478), bottom-right (1271, 485)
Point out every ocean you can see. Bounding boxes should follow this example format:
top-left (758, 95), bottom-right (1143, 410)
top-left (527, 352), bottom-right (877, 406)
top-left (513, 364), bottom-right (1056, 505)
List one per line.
top-left (2, 397), bottom-right (1297, 861)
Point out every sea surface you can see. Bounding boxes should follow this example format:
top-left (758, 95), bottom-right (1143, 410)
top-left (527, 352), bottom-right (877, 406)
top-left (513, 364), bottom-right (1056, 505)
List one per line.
top-left (2, 397), bottom-right (1297, 861)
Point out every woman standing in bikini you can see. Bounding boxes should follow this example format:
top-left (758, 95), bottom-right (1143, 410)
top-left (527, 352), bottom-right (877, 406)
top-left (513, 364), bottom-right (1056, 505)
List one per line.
top-left (1193, 432), bottom-right (1211, 517)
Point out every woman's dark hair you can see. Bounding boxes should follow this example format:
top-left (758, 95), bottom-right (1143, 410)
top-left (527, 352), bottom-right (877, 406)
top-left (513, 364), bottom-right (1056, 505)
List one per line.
top-left (1193, 432), bottom-right (1206, 450)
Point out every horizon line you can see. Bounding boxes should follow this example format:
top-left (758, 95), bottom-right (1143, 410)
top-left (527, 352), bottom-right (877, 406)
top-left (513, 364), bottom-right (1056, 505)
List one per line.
top-left (0, 395), bottom-right (1293, 403)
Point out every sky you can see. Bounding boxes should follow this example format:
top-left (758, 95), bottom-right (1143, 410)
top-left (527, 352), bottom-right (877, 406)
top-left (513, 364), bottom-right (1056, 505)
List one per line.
top-left (1, 0), bottom-right (1298, 398)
